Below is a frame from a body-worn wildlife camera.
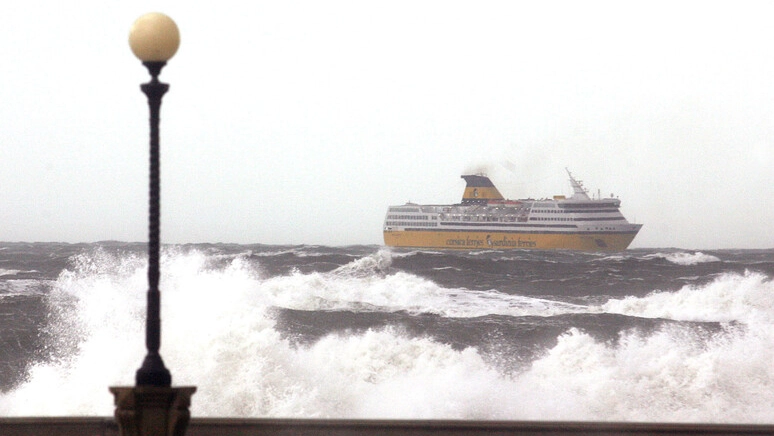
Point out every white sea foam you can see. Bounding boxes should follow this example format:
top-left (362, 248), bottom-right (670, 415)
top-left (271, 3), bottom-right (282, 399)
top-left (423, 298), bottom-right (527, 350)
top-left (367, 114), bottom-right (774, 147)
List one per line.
top-left (260, 250), bottom-right (583, 318)
top-left (516, 324), bottom-right (774, 422)
top-left (0, 279), bottom-right (49, 296)
top-left (331, 249), bottom-right (393, 277)
top-left (601, 271), bottom-right (774, 324)
top-left (594, 254), bottom-right (628, 262)
top-left (0, 269), bottom-right (22, 277)
top-left (646, 251), bottom-right (721, 265)
top-left (1, 248), bottom-right (773, 423)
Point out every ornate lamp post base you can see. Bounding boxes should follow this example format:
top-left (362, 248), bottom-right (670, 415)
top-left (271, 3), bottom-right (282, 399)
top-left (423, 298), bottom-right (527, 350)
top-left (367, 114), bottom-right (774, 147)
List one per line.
top-left (110, 386), bottom-right (196, 436)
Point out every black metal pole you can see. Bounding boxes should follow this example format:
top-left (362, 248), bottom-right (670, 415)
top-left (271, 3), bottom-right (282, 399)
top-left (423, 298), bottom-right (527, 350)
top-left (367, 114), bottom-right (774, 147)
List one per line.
top-left (135, 61), bottom-right (172, 387)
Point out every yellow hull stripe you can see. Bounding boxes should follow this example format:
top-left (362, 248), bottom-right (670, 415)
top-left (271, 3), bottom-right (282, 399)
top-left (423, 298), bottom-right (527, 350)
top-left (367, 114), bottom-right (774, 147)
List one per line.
top-left (384, 230), bottom-right (638, 251)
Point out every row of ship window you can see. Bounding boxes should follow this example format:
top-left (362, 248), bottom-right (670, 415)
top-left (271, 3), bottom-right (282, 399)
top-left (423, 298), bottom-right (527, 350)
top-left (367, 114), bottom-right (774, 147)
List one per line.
top-left (385, 220), bottom-right (624, 229)
top-left (535, 209), bottom-right (618, 214)
top-left (530, 217), bottom-right (572, 221)
top-left (390, 209), bottom-right (617, 220)
top-left (385, 221), bottom-right (438, 227)
top-left (387, 214), bottom-right (623, 223)
top-left (388, 214), bottom-right (431, 220)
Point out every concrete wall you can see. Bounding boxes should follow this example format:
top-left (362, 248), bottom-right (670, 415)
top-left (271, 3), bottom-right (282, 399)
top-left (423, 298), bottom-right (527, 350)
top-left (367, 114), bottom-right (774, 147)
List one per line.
top-left (2, 417), bottom-right (774, 436)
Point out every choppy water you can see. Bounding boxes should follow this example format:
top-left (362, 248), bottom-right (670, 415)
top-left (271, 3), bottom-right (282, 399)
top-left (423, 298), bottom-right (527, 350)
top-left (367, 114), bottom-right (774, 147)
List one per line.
top-left (0, 242), bottom-right (772, 422)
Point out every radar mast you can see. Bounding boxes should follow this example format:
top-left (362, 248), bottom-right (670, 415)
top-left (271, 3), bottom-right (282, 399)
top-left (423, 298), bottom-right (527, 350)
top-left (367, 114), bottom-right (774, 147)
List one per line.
top-left (566, 168), bottom-right (591, 200)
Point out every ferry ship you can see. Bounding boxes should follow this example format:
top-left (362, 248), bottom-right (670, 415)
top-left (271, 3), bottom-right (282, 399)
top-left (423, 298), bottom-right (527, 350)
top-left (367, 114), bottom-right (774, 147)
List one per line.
top-left (383, 170), bottom-right (642, 251)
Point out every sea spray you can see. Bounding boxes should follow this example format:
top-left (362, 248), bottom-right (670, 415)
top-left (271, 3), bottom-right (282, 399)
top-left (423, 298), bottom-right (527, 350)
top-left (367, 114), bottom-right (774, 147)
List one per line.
top-left (521, 322), bottom-right (774, 422)
top-left (0, 245), bottom-right (773, 423)
top-left (601, 271), bottom-right (774, 323)
top-left (656, 251), bottom-right (722, 266)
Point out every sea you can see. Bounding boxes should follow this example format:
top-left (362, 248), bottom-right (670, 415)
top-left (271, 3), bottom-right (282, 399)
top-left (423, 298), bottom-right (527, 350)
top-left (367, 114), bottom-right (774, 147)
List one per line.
top-left (0, 241), bottom-right (772, 422)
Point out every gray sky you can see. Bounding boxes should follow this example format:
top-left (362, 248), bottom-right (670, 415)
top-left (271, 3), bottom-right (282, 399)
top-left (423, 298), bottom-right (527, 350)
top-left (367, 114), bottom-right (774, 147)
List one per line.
top-left (2, 1), bottom-right (773, 248)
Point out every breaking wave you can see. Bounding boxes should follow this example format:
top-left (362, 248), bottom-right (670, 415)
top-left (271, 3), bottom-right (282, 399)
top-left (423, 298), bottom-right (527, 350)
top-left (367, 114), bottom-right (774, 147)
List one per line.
top-left (0, 247), bottom-right (772, 423)
top-left (648, 251), bottom-right (722, 266)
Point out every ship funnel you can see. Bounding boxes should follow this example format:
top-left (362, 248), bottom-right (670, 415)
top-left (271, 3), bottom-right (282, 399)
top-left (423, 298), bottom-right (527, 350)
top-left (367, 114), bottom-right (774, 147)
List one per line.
top-left (460, 175), bottom-right (504, 204)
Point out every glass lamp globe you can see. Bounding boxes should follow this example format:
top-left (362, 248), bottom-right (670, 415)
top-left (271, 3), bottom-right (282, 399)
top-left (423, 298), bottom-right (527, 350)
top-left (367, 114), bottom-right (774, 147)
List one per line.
top-left (129, 12), bottom-right (180, 62)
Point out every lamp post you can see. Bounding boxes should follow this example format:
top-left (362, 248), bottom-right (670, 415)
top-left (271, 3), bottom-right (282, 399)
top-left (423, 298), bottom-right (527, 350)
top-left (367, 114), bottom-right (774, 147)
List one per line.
top-left (129, 11), bottom-right (179, 389)
top-left (110, 13), bottom-right (195, 436)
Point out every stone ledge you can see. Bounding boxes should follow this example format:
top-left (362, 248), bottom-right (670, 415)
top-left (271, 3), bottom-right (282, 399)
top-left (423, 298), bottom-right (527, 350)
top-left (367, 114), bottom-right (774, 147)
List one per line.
top-left (2, 417), bottom-right (774, 436)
